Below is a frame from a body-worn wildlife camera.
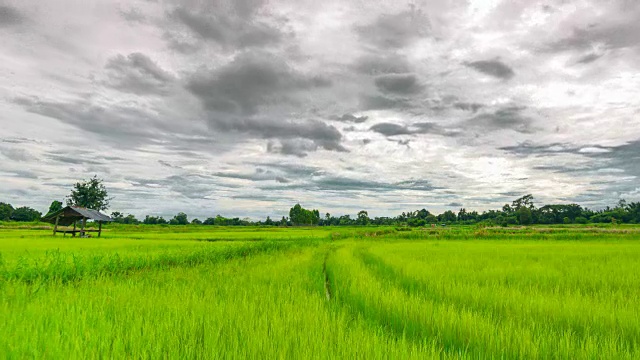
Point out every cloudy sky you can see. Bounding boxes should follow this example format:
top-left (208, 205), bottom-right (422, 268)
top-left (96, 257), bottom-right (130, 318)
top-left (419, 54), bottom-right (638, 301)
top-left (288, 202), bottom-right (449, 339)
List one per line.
top-left (1, 0), bottom-right (639, 219)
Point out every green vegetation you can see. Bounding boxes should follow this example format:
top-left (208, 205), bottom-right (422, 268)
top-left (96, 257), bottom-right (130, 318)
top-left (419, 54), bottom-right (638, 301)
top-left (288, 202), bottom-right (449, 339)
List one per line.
top-left (1, 225), bottom-right (640, 358)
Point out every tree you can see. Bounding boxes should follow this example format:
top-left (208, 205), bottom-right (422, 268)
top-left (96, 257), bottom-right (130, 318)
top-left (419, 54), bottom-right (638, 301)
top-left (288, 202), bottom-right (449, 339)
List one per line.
top-left (11, 206), bottom-right (42, 222)
top-left (111, 212), bottom-right (124, 222)
top-left (512, 194), bottom-right (535, 211)
top-left (122, 214), bottom-right (139, 224)
top-left (357, 210), bottom-right (370, 225)
top-left (0, 202), bottom-right (14, 221)
top-left (440, 210), bottom-right (457, 223)
top-left (47, 200), bottom-right (63, 215)
top-left (66, 176), bottom-right (111, 211)
top-left (518, 207), bottom-right (532, 225)
top-left (171, 212), bottom-right (189, 225)
top-left (289, 204), bottom-right (320, 225)
top-left (191, 218), bottom-right (202, 225)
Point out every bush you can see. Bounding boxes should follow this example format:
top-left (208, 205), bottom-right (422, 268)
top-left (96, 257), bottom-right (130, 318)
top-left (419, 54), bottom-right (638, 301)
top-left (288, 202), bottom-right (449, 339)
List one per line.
top-left (575, 217), bottom-right (588, 224)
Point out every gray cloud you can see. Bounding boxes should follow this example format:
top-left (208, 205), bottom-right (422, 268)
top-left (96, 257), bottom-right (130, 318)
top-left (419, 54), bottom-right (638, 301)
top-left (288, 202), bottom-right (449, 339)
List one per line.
top-left (119, 7), bottom-right (146, 23)
top-left (104, 53), bottom-right (174, 95)
top-left (370, 122), bottom-right (458, 137)
top-left (267, 139), bottom-right (318, 157)
top-left (187, 51), bottom-right (330, 115)
top-left (354, 53), bottom-right (412, 75)
top-left (15, 97), bottom-right (163, 145)
top-left (446, 202), bottom-right (463, 207)
top-left (170, 4), bottom-right (282, 49)
top-left (370, 123), bottom-right (412, 136)
top-left (576, 52), bottom-right (604, 64)
top-left (468, 106), bottom-right (534, 133)
top-left (548, 22), bottom-right (640, 53)
top-left (332, 114), bottom-right (369, 123)
top-left (213, 117), bottom-right (345, 153)
top-left (357, 7), bottom-right (430, 49)
top-left (307, 176), bottom-right (437, 193)
top-left (465, 60), bottom-right (515, 80)
top-left (0, 5), bottom-right (24, 27)
top-left (374, 73), bottom-right (423, 95)
top-left (453, 102), bottom-right (484, 113)
top-left (0, 147), bottom-right (32, 162)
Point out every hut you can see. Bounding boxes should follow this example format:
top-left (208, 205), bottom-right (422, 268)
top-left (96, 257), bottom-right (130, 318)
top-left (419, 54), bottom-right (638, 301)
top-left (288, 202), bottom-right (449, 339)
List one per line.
top-left (42, 206), bottom-right (113, 237)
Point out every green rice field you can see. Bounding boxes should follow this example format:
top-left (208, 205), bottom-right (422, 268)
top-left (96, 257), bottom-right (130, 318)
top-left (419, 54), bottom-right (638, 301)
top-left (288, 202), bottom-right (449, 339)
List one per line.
top-left (1, 225), bottom-right (640, 358)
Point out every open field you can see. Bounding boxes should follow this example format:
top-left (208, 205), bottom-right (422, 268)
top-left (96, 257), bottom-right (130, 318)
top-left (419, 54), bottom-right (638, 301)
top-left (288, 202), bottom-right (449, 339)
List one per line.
top-left (1, 226), bottom-right (640, 358)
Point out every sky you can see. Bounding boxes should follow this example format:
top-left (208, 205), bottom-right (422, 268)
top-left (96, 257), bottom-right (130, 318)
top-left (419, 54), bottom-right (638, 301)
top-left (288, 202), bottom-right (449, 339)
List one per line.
top-left (1, 0), bottom-right (639, 220)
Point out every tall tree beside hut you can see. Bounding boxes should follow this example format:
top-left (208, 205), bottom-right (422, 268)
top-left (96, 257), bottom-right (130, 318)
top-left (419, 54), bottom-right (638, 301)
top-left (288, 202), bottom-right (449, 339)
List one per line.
top-left (66, 176), bottom-right (112, 211)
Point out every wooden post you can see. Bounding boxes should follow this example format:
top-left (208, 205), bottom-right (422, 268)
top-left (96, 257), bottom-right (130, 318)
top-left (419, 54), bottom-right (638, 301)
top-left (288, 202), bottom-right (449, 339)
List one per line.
top-left (98, 221), bottom-right (102, 238)
top-left (53, 215), bottom-right (59, 236)
top-left (73, 220), bottom-right (77, 237)
top-left (81, 217), bottom-right (86, 237)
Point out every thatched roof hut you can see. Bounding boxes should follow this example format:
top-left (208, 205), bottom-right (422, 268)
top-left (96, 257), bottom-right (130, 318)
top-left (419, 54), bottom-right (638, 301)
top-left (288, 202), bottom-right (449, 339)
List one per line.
top-left (42, 206), bottom-right (112, 237)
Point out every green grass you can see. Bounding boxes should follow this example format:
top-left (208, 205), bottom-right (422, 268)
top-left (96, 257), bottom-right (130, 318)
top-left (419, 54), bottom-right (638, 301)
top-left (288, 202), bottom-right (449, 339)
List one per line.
top-left (1, 226), bottom-right (639, 358)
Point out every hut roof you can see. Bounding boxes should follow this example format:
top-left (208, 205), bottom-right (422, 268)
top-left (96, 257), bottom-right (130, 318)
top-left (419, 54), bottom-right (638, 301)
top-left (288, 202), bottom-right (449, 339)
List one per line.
top-left (42, 206), bottom-right (113, 226)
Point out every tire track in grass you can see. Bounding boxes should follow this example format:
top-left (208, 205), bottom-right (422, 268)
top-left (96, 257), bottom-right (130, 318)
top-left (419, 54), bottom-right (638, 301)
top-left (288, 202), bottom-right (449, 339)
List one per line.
top-left (354, 248), bottom-right (638, 357)
top-left (323, 250), bottom-right (332, 301)
top-left (324, 246), bottom-right (519, 359)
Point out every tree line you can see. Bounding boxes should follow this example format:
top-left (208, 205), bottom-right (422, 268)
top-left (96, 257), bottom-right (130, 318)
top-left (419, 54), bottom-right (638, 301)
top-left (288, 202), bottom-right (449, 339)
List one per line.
top-left (101, 195), bottom-right (640, 226)
top-left (1, 176), bottom-right (640, 226)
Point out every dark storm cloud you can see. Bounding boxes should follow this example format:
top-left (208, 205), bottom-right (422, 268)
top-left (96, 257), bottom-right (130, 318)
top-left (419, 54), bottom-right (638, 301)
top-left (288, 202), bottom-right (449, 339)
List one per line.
top-left (370, 123), bottom-right (412, 136)
top-left (370, 122), bottom-right (458, 137)
top-left (589, 139), bottom-right (640, 178)
top-left (170, 4), bottom-right (282, 49)
top-left (104, 53), bottom-right (175, 95)
top-left (453, 102), bottom-right (484, 113)
top-left (187, 51), bottom-right (330, 115)
top-left (332, 114), bottom-right (369, 123)
top-left (356, 7), bottom-right (430, 49)
top-left (185, 50), bottom-right (343, 154)
top-left (354, 53), bottom-right (412, 75)
top-left (215, 118), bottom-right (345, 152)
top-left (267, 139), bottom-right (318, 157)
top-left (468, 106), bottom-right (534, 133)
top-left (374, 73), bottom-right (423, 95)
top-left (446, 202), bottom-right (463, 207)
top-left (0, 5), bottom-right (24, 27)
top-left (465, 60), bottom-right (515, 80)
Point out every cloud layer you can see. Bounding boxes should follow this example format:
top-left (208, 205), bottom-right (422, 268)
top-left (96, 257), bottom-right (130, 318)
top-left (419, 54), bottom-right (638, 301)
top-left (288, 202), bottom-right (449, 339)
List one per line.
top-left (1, 0), bottom-right (639, 218)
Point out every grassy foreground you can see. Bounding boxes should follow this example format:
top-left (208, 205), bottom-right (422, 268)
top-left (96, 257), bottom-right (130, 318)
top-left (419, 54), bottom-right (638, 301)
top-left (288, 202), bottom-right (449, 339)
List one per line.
top-left (1, 225), bottom-right (639, 358)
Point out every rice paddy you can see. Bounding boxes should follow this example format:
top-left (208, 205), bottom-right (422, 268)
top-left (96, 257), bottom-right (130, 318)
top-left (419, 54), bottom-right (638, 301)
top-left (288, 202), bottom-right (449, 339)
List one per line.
top-left (1, 225), bottom-right (639, 358)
